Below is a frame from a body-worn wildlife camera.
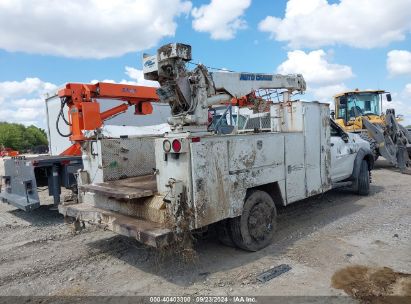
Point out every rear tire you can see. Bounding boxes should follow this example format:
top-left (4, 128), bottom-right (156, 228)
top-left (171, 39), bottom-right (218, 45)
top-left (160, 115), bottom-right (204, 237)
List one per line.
top-left (359, 133), bottom-right (379, 161)
top-left (357, 160), bottom-right (370, 196)
top-left (229, 190), bottom-right (277, 251)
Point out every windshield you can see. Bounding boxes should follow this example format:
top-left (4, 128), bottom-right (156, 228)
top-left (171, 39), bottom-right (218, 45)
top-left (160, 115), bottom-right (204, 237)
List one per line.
top-left (338, 93), bottom-right (380, 120)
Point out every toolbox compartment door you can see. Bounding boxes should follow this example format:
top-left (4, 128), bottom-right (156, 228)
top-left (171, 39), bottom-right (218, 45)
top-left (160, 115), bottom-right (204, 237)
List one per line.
top-left (285, 133), bottom-right (306, 203)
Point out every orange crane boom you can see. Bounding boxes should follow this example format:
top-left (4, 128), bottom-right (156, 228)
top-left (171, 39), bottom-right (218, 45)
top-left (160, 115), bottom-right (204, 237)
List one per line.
top-left (57, 82), bottom-right (159, 155)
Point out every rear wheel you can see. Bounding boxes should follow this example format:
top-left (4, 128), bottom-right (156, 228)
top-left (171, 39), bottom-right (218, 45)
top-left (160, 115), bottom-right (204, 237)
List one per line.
top-left (229, 190), bottom-right (277, 251)
top-left (359, 133), bottom-right (379, 161)
top-left (357, 160), bottom-right (370, 196)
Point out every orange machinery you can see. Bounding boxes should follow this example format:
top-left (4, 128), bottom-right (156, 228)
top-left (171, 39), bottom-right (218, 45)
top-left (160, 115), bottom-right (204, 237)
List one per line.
top-left (57, 82), bottom-right (159, 156)
top-left (0, 147), bottom-right (19, 157)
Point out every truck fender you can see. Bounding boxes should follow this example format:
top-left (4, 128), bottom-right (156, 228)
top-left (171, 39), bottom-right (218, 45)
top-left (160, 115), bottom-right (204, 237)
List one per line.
top-left (351, 147), bottom-right (374, 181)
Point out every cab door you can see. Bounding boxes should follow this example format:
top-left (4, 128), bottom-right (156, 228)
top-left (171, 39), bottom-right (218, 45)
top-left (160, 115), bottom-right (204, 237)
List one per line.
top-left (330, 121), bottom-right (357, 182)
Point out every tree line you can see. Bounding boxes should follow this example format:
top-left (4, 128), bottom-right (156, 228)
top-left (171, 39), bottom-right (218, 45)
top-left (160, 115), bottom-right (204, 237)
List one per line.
top-left (0, 122), bottom-right (48, 152)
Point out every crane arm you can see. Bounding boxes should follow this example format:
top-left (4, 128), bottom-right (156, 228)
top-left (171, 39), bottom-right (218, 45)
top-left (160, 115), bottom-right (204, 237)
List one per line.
top-left (57, 82), bottom-right (159, 145)
top-left (208, 72), bottom-right (306, 108)
top-left (58, 82), bottom-right (159, 103)
top-left (211, 72), bottom-right (306, 98)
top-left (143, 43), bottom-right (306, 128)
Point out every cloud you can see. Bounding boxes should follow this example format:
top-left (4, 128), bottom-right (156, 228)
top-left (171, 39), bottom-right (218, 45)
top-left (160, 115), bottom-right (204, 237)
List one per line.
top-left (277, 49), bottom-right (353, 85)
top-left (259, 0), bottom-right (411, 49)
top-left (310, 84), bottom-right (349, 103)
top-left (92, 67), bottom-right (160, 86)
top-left (124, 67), bottom-right (160, 87)
top-left (387, 50), bottom-right (411, 77)
top-left (0, 0), bottom-right (192, 58)
top-left (0, 78), bottom-right (58, 126)
top-left (192, 0), bottom-right (251, 40)
top-left (276, 49), bottom-right (354, 107)
top-left (0, 103), bottom-right (51, 129)
top-left (0, 78), bottom-right (57, 99)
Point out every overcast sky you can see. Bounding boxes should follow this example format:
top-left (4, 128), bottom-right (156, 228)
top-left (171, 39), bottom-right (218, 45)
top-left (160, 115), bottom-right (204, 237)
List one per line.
top-left (0, 0), bottom-right (410, 127)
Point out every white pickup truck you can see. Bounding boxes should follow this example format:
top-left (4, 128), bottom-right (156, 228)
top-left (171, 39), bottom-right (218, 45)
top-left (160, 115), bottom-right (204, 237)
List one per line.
top-left (59, 43), bottom-right (374, 251)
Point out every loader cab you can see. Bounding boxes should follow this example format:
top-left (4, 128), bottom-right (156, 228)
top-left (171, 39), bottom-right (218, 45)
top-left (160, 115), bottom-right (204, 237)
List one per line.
top-left (335, 91), bottom-right (382, 125)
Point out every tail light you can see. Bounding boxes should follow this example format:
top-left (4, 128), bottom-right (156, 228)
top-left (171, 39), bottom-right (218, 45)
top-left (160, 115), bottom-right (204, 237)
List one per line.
top-left (163, 140), bottom-right (171, 152)
top-left (172, 139), bottom-right (181, 153)
top-left (163, 138), bottom-right (193, 153)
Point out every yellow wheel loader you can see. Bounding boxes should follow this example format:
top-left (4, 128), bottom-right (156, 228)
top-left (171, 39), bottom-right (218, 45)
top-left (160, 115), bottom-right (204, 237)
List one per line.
top-left (333, 89), bottom-right (411, 173)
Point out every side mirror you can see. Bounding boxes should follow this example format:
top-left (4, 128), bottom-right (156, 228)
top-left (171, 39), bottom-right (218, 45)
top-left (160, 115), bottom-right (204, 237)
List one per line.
top-left (330, 111), bottom-right (335, 119)
top-left (386, 93), bottom-right (392, 102)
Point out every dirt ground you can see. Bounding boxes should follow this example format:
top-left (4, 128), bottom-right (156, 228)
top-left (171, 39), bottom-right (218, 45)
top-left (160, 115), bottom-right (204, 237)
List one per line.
top-left (0, 157), bottom-right (410, 299)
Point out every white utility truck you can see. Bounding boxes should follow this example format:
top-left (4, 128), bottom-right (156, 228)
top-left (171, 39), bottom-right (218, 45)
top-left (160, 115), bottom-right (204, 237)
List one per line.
top-left (59, 43), bottom-right (374, 251)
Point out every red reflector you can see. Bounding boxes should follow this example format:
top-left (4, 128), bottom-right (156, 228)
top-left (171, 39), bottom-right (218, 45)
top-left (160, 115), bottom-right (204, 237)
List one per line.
top-left (191, 137), bottom-right (201, 143)
top-left (32, 160), bottom-right (39, 166)
top-left (172, 139), bottom-right (181, 152)
top-left (61, 160), bottom-right (70, 165)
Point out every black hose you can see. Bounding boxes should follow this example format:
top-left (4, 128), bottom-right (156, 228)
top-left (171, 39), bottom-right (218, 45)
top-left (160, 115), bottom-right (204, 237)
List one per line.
top-left (56, 97), bottom-right (72, 138)
top-left (60, 97), bottom-right (71, 126)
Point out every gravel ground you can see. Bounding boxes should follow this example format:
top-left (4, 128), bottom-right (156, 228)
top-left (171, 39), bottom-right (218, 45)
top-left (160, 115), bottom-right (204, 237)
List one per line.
top-left (0, 157), bottom-right (410, 299)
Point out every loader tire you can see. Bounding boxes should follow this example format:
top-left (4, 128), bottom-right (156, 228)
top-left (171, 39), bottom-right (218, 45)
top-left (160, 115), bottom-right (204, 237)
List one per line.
top-left (229, 190), bottom-right (277, 252)
top-left (357, 160), bottom-right (370, 196)
top-left (359, 133), bottom-right (379, 161)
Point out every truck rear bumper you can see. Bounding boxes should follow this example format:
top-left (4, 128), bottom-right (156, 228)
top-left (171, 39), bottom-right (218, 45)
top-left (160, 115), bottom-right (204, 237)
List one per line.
top-left (59, 203), bottom-right (174, 248)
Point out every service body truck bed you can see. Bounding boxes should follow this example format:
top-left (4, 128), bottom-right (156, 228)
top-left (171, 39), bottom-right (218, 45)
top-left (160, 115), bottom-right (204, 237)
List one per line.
top-left (60, 101), bottom-right (371, 249)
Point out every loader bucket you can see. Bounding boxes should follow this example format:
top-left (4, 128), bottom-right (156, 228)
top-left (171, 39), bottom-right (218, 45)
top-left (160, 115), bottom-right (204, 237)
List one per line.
top-left (362, 118), bottom-right (398, 165)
